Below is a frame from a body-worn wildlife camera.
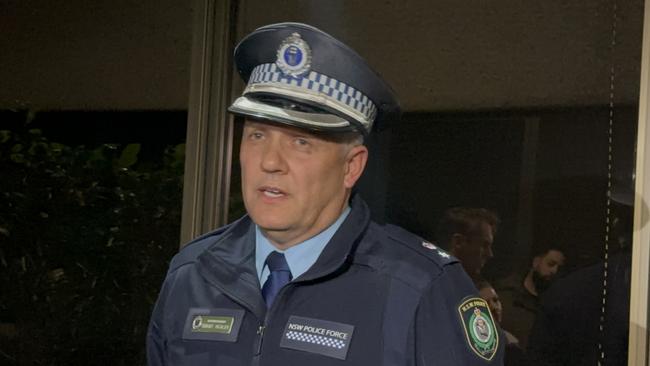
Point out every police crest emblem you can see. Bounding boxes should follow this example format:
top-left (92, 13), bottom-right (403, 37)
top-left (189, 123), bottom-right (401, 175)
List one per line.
top-left (457, 297), bottom-right (499, 361)
top-left (276, 32), bottom-right (312, 76)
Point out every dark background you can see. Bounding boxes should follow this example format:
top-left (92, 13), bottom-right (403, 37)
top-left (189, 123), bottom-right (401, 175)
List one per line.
top-left (1, 0), bottom-right (644, 364)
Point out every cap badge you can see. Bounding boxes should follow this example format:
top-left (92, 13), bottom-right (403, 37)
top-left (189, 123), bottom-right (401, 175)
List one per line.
top-left (276, 33), bottom-right (312, 77)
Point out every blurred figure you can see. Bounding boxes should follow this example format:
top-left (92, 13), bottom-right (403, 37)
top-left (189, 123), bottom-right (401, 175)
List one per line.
top-left (477, 280), bottom-right (518, 345)
top-left (436, 207), bottom-right (500, 282)
top-left (496, 248), bottom-right (565, 349)
top-left (527, 199), bottom-right (633, 366)
top-left (477, 280), bottom-right (527, 366)
top-left (526, 249), bottom-right (565, 296)
top-left (526, 251), bottom-right (630, 366)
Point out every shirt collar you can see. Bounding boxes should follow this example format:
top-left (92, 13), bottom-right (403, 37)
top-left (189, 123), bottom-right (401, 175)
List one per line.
top-left (255, 206), bottom-right (351, 282)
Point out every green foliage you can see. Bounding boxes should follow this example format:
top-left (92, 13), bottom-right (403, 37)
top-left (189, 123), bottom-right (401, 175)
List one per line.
top-left (0, 128), bottom-right (183, 365)
top-left (117, 144), bottom-right (141, 169)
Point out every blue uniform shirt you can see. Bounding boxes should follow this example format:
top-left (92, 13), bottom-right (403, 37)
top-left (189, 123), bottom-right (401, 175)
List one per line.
top-left (255, 206), bottom-right (351, 286)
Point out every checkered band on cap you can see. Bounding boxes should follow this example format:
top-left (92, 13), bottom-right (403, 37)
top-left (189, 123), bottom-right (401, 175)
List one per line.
top-left (244, 63), bottom-right (378, 131)
top-left (285, 331), bottom-right (346, 349)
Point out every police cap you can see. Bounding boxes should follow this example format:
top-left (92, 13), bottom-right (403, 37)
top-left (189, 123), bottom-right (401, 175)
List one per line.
top-left (228, 22), bottom-right (400, 135)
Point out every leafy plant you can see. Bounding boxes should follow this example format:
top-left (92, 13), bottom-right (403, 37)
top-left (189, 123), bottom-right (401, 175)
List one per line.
top-left (0, 128), bottom-right (183, 365)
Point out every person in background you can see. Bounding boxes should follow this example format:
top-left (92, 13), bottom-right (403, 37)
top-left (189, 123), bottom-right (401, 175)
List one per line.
top-left (478, 279), bottom-right (527, 366)
top-left (496, 247), bottom-right (565, 349)
top-left (527, 199), bottom-right (633, 366)
top-left (435, 207), bottom-right (500, 282)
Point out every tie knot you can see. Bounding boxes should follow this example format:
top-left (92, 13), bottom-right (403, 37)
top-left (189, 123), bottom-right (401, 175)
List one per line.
top-left (265, 251), bottom-right (291, 272)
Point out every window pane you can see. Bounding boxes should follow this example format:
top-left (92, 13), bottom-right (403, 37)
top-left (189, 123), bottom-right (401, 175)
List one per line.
top-left (0, 111), bottom-right (186, 363)
top-left (1, 0), bottom-right (192, 362)
top-left (235, 1), bottom-right (644, 364)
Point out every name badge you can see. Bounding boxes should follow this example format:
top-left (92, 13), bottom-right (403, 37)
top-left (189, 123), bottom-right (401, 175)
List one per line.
top-left (280, 315), bottom-right (355, 360)
top-left (182, 308), bottom-right (245, 342)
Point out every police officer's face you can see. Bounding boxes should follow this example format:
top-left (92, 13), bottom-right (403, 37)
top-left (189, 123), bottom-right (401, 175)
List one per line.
top-left (240, 120), bottom-right (367, 248)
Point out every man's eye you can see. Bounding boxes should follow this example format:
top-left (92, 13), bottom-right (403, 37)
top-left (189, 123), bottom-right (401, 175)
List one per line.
top-left (249, 131), bottom-right (264, 139)
top-left (294, 138), bottom-right (310, 146)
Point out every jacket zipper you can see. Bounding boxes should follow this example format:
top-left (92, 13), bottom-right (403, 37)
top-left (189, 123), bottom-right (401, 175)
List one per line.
top-left (253, 283), bottom-right (294, 364)
top-left (255, 324), bottom-right (265, 355)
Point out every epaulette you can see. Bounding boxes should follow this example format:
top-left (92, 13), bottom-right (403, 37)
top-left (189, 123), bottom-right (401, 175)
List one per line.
top-left (168, 219), bottom-right (240, 272)
top-left (184, 223), bottom-right (233, 247)
top-left (383, 224), bottom-right (458, 267)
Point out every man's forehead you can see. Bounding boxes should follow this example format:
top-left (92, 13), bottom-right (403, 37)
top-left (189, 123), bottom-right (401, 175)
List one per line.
top-left (243, 117), bottom-right (361, 144)
top-left (535, 249), bottom-right (565, 263)
top-left (545, 250), bottom-right (565, 261)
top-left (467, 221), bottom-right (494, 238)
top-left (244, 118), bottom-right (313, 134)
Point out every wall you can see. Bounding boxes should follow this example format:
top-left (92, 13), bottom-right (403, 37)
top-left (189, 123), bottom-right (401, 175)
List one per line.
top-left (1, 0), bottom-right (644, 111)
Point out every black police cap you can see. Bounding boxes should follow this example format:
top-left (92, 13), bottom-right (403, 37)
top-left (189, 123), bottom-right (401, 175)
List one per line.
top-left (228, 22), bottom-right (401, 135)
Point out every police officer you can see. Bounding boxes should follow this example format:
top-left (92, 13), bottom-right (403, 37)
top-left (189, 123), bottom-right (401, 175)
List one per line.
top-left (147, 22), bottom-right (504, 366)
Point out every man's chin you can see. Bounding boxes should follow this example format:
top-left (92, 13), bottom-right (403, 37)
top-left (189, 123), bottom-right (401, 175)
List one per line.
top-left (247, 205), bottom-right (290, 225)
top-left (256, 222), bottom-right (290, 234)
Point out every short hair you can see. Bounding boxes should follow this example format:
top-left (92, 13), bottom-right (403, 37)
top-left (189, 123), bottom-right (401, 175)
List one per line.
top-left (530, 246), bottom-right (564, 261)
top-left (435, 207), bottom-right (500, 249)
top-left (316, 130), bottom-right (364, 146)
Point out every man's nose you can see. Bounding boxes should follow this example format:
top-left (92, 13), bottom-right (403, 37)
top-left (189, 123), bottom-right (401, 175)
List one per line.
top-left (486, 245), bottom-right (494, 258)
top-left (260, 139), bottom-right (287, 173)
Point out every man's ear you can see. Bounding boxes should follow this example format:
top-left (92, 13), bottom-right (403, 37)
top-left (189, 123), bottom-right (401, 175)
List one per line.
top-left (532, 256), bottom-right (542, 269)
top-left (343, 145), bottom-right (368, 188)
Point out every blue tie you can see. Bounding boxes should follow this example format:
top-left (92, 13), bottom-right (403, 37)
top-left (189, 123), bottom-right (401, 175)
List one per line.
top-left (262, 251), bottom-right (292, 308)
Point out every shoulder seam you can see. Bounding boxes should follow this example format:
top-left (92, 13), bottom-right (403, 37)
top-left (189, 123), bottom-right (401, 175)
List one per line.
top-left (167, 218), bottom-right (244, 272)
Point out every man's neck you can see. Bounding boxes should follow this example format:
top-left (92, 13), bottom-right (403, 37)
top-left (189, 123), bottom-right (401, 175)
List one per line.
top-left (262, 219), bottom-right (338, 251)
top-left (523, 271), bottom-right (538, 296)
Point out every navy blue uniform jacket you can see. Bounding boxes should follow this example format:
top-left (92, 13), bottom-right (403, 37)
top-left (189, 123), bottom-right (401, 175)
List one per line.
top-left (147, 196), bottom-right (505, 365)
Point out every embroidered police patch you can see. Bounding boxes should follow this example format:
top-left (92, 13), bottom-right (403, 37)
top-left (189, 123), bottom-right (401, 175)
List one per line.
top-left (280, 315), bottom-right (354, 360)
top-left (458, 297), bottom-right (499, 361)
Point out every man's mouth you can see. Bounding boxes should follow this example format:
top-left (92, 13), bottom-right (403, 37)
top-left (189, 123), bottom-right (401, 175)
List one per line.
top-left (260, 186), bottom-right (286, 198)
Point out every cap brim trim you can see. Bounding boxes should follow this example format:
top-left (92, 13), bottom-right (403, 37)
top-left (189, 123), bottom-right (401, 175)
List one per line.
top-left (245, 63), bottom-right (376, 132)
top-left (228, 96), bottom-right (358, 132)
